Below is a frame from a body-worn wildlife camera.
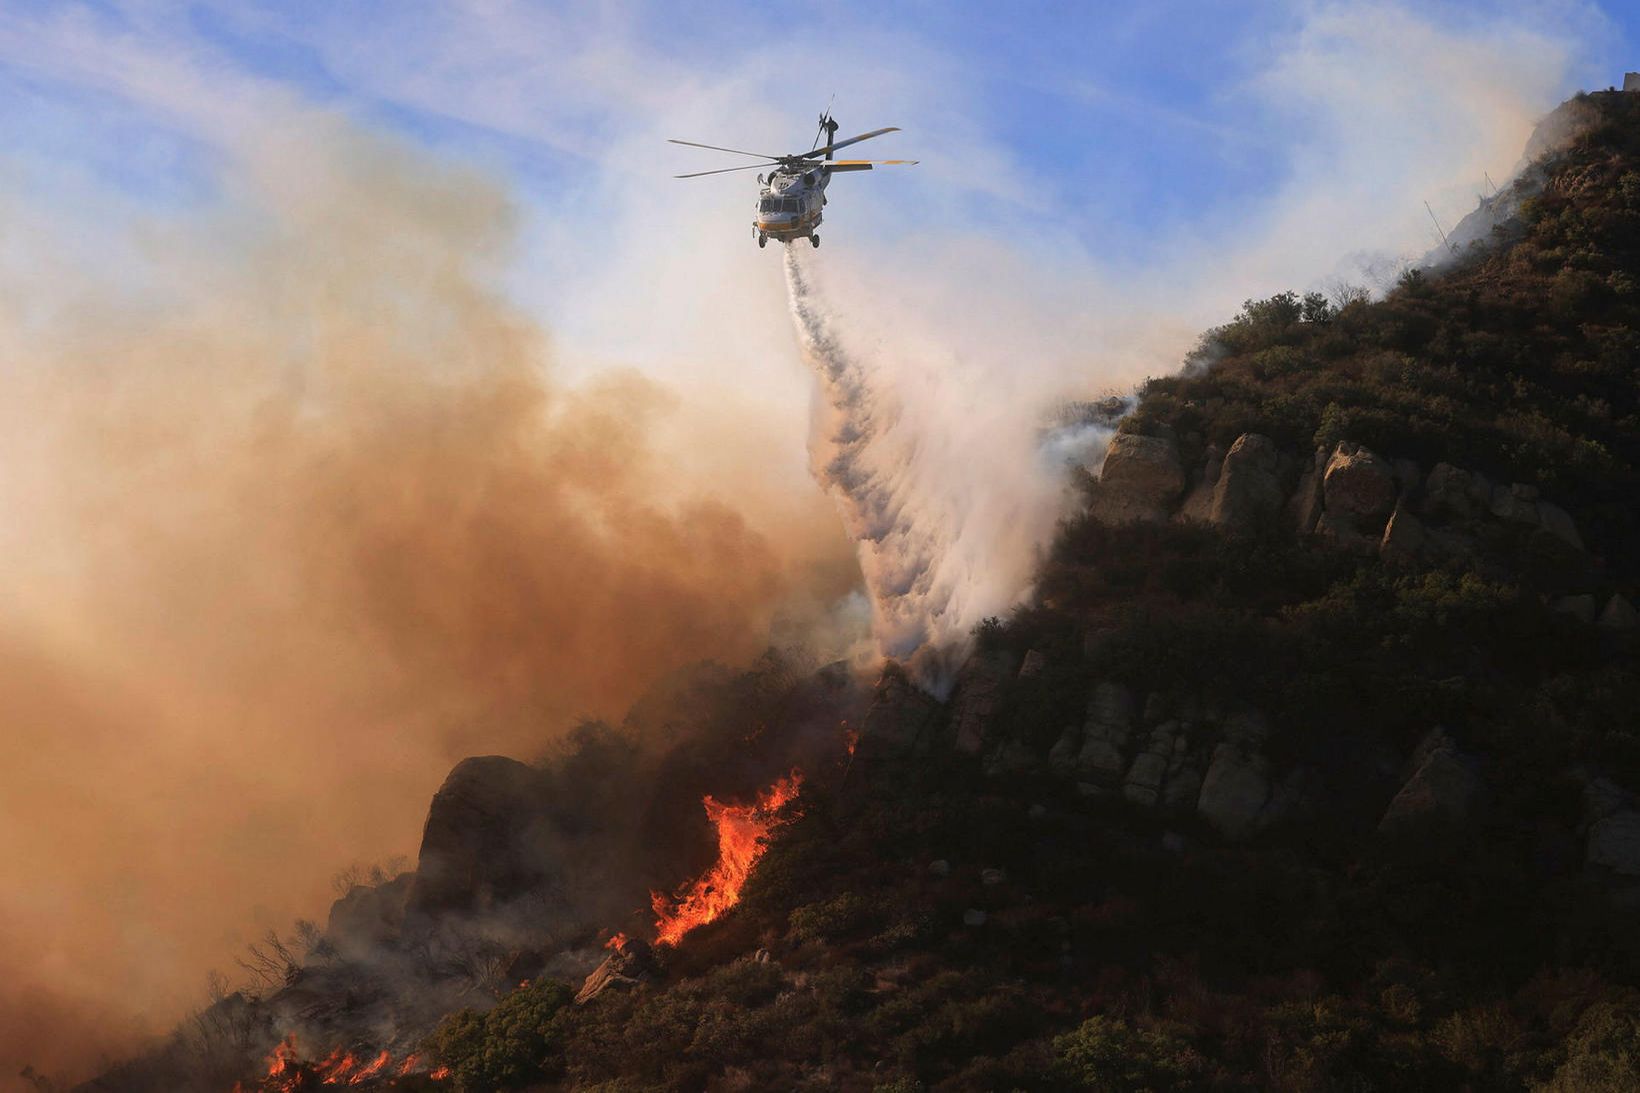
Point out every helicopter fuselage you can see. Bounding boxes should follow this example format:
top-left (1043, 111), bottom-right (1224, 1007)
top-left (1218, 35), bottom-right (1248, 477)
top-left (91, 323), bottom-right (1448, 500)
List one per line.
top-left (754, 166), bottom-right (830, 244)
top-left (671, 111), bottom-right (911, 249)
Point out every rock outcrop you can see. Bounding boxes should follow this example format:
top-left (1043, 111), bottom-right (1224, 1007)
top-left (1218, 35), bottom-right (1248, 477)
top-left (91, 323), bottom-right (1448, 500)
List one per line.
top-left (1196, 742), bottom-right (1272, 840)
top-left (1378, 730), bottom-right (1482, 834)
top-left (327, 873), bottom-right (414, 959)
top-left (1536, 501), bottom-right (1584, 551)
top-left (1587, 811), bottom-right (1640, 876)
top-left (1583, 776), bottom-right (1640, 876)
top-left (408, 756), bottom-right (556, 917)
top-left (1075, 682), bottom-right (1137, 789)
top-left (1379, 504), bottom-right (1427, 565)
top-left (1088, 433), bottom-right (1186, 524)
top-left (1598, 594), bottom-right (1639, 631)
top-left (1323, 443), bottom-right (1397, 528)
top-left (949, 652), bottom-right (1015, 756)
top-left (857, 664), bottom-right (941, 762)
top-left (1288, 449), bottom-right (1327, 533)
top-left (1208, 433), bottom-right (1284, 531)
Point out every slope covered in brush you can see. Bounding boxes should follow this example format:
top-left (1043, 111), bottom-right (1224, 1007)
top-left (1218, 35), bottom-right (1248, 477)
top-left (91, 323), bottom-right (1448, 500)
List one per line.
top-left (395, 89), bottom-right (1640, 1092)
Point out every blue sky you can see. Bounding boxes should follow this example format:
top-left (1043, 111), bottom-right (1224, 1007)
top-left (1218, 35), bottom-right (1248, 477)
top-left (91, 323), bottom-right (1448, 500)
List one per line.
top-left (4, 0), bottom-right (1631, 265)
top-left (0, 0), bottom-right (1634, 405)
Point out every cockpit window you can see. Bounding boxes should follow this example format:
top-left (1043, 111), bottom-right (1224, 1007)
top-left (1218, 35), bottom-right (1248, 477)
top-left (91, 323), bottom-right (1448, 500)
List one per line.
top-left (758, 195), bottom-right (804, 216)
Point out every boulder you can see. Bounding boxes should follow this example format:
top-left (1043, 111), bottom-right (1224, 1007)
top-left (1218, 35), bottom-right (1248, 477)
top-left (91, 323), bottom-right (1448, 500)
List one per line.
top-left (1598, 594), bottom-right (1639, 631)
top-left (1490, 482), bottom-right (1540, 525)
top-left (1047, 724), bottom-right (1082, 777)
top-left (326, 873), bottom-right (414, 959)
top-left (950, 652), bottom-right (1015, 756)
top-left (1316, 511), bottom-right (1378, 554)
top-left (1162, 764), bottom-right (1204, 810)
top-left (1123, 751), bottom-right (1168, 807)
top-left (1378, 730), bottom-right (1482, 834)
top-left (1288, 449), bottom-right (1327, 534)
top-left (1076, 682), bottom-right (1137, 787)
top-left (1587, 810), bottom-right (1640, 876)
top-left (1553, 594), bottom-right (1598, 624)
top-left (857, 663), bottom-right (941, 762)
top-left (1197, 743), bottom-right (1271, 840)
top-left (408, 756), bottom-right (555, 916)
top-left (1221, 711), bottom-right (1271, 749)
top-left (1583, 776), bottom-right (1631, 826)
top-left (1379, 505), bottom-right (1427, 566)
top-left (1323, 443), bottom-right (1397, 526)
top-left (1466, 470), bottom-right (1495, 513)
top-left (1089, 433), bottom-right (1186, 524)
top-left (1536, 501), bottom-right (1584, 551)
top-left (1209, 433), bottom-right (1284, 532)
top-left (1262, 767), bottom-right (1323, 828)
top-left (986, 738), bottom-right (1040, 776)
top-left (1420, 462), bottom-right (1477, 520)
top-left (1176, 445), bottom-right (1224, 524)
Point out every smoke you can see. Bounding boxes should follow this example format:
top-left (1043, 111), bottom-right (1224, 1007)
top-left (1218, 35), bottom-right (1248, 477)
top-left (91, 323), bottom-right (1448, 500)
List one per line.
top-left (786, 249), bottom-right (1115, 693)
top-left (0, 115), bottom-right (854, 1086)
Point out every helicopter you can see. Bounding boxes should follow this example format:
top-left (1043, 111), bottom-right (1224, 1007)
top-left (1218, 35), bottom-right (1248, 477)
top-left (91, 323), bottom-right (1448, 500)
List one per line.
top-left (670, 111), bottom-right (917, 248)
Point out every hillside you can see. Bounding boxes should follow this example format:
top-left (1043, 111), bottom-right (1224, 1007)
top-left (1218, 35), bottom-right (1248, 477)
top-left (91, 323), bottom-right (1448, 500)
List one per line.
top-left (79, 89), bottom-right (1640, 1092)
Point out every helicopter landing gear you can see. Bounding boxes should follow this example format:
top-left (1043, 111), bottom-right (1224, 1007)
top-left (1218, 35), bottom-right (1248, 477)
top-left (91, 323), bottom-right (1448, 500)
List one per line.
top-left (809, 234), bottom-right (820, 248)
top-left (757, 233), bottom-right (767, 248)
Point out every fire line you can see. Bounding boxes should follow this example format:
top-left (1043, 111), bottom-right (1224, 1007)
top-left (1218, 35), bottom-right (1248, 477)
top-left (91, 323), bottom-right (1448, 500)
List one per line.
top-left (651, 770), bottom-right (803, 946)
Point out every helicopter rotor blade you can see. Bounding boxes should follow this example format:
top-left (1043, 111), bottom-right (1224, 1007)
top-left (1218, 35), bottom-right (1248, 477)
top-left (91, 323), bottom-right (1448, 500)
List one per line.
top-left (667, 139), bottom-right (783, 160)
top-left (810, 93), bottom-right (836, 152)
top-left (826, 159), bottom-right (918, 166)
top-left (808, 126), bottom-right (901, 158)
top-left (673, 162), bottom-right (771, 179)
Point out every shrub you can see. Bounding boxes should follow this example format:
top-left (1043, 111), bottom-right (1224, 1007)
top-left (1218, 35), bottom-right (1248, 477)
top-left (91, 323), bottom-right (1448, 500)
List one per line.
top-left (427, 980), bottom-right (575, 1091)
top-left (1540, 998), bottom-right (1640, 1091)
top-left (1053, 1015), bottom-right (1206, 1091)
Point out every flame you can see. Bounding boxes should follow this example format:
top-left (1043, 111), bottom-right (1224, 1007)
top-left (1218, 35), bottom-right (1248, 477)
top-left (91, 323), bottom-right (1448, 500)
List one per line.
top-left (843, 725), bottom-right (859, 757)
top-left (244, 1034), bottom-right (447, 1090)
top-left (604, 931), bottom-right (630, 951)
top-left (651, 771), bottom-right (802, 946)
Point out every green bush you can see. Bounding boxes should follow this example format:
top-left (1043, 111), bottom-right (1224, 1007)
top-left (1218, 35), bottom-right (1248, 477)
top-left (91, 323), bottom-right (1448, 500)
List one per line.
top-left (1053, 1015), bottom-right (1205, 1091)
top-left (428, 979), bottom-right (575, 1091)
top-left (1540, 998), bottom-right (1640, 1091)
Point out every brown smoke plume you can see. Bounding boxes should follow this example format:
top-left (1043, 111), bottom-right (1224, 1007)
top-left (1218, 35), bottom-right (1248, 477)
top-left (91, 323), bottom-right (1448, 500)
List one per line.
top-left (0, 115), bottom-right (852, 1086)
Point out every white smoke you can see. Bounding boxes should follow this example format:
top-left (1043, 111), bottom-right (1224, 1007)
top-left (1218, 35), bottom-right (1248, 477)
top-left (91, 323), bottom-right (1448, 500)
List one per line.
top-left (785, 247), bottom-right (1114, 694)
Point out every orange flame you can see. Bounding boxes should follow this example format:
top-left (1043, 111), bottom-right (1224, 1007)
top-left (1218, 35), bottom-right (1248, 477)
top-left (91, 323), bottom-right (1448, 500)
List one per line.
top-left (651, 771), bottom-right (802, 946)
top-left (604, 931), bottom-right (630, 951)
top-left (245, 1034), bottom-right (447, 1091)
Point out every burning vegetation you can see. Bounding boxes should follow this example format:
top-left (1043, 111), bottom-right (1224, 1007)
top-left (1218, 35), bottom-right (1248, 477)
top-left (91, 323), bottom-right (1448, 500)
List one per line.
top-left (235, 1034), bottom-right (447, 1090)
top-left (651, 771), bottom-right (804, 946)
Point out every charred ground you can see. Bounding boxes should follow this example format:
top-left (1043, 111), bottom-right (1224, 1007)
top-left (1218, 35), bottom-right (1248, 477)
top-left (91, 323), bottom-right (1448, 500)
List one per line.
top-left (70, 89), bottom-right (1640, 1092)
